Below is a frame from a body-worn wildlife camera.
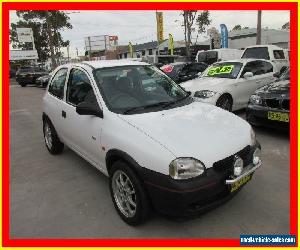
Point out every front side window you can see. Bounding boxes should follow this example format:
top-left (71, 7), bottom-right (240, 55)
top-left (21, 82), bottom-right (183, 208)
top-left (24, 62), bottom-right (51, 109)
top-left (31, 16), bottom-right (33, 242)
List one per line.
top-left (93, 65), bottom-right (191, 114)
top-left (48, 68), bottom-right (68, 99)
top-left (242, 61), bottom-right (266, 76)
top-left (261, 61), bottom-right (273, 73)
top-left (278, 67), bottom-right (290, 81)
top-left (67, 68), bottom-right (97, 106)
top-left (203, 62), bottom-right (242, 79)
top-left (242, 47), bottom-right (270, 60)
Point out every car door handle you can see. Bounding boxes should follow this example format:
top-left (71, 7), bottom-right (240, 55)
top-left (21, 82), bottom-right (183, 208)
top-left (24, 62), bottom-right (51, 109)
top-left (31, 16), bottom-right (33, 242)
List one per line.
top-left (255, 80), bottom-right (262, 83)
top-left (62, 110), bottom-right (66, 118)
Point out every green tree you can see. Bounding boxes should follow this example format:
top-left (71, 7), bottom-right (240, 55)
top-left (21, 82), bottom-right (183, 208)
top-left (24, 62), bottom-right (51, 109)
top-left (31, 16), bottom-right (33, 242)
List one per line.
top-left (182, 10), bottom-right (211, 58)
top-left (232, 24), bottom-right (242, 31)
top-left (282, 22), bottom-right (290, 30)
top-left (10, 11), bottom-right (72, 68)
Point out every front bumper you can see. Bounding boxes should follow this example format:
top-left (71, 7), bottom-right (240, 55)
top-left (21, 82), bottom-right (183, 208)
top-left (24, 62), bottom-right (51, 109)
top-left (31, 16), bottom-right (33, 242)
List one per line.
top-left (246, 104), bottom-right (289, 129)
top-left (140, 144), bottom-right (261, 217)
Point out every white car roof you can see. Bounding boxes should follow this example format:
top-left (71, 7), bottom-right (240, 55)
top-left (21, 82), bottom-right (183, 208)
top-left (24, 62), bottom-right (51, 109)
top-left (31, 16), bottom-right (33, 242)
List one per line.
top-left (212, 58), bottom-right (272, 64)
top-left (80, 60), bottom-right (150, 69)
top-left (244, 44), bottom-right (283, 50)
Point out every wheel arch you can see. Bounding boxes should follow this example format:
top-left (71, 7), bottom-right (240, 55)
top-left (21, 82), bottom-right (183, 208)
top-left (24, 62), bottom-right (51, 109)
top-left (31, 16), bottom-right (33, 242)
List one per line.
top-left (105, 149), bottom-right (143, 179)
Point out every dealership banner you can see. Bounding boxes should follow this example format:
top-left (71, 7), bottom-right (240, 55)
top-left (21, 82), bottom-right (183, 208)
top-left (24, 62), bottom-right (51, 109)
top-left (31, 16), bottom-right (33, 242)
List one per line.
top-left (220, 24), bottom-right (228, 48)
top-left (16, 28), bottom-right (33, 43)
top-left (10, 50), bottom-right (38, 61)
top-left (156, 12), bottom-right (164, 43)
top-left (128, 42), bottom-right (133, 58)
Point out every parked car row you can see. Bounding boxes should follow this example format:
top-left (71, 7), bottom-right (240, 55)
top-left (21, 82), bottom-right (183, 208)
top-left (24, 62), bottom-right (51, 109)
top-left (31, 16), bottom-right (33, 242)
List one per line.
top-left (246, 66), bottom-right (290, 129)
top-left (161, 61), bottom-right (208, 83)
top-left (16, 66), bottom-right (50, 87)
top-left (181, 59), bottom-right (290, 129)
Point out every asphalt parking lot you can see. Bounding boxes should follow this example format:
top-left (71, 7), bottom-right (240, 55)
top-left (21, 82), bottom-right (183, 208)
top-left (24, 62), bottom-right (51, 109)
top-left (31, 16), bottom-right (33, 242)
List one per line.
top-left (10, 78), bottom-right (290, 239)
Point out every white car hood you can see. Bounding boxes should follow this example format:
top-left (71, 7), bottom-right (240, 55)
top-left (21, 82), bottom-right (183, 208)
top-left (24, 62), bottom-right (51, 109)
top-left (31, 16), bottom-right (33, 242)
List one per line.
top-left (120, 102), bottom-right (252, 169)
top-left (181, 77), bottom-right (234, 93)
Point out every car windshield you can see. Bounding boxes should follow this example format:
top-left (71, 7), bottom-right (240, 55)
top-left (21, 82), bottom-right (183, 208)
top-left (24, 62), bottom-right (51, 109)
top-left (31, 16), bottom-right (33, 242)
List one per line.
top-left (93, 65), bottom-right (191, 114)
top-left (242, 47), bottom-right (270, 60)
top-left (203, 62), bottom-right (243, 79)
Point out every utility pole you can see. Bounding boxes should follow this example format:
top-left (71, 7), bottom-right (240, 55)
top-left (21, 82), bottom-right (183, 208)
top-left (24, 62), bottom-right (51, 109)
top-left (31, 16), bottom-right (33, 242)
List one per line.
top-left (67, 45), bottom-right (70, 62)
top-left (256, 10), bottom-right (262, 45)
top-left (45, 11), bottom-right (57, 69)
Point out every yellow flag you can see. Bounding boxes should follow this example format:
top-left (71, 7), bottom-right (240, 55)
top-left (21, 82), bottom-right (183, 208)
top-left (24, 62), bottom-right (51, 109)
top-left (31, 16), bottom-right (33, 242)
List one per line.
top-left (128, 42), bottom-right (133, 58)
top-left (156, 12), bottom-right (164, 43)
top-left (168, 33), bottom-right (174, 56)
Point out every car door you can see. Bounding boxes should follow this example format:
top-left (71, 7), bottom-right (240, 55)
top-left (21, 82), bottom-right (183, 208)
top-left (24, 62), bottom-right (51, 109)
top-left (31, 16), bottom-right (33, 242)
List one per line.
top-left (60, 67), bottom-right (105, 171)
top-left (235, 61), bottom-right (269, 108)
top-left (45, 67), bottom-right (69, 137)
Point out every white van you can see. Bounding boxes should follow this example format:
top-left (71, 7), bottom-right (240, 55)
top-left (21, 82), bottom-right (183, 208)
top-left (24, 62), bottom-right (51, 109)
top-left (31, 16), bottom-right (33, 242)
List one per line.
top-left (196, 49), bottom-right (243, 65)
top-left (241, 45), bottom-right (289, 72)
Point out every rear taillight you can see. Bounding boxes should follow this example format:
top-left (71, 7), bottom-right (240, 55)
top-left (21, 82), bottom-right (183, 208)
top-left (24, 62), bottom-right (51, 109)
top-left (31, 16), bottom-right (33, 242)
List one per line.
top-left (161, 65), bottom-right (174, 73)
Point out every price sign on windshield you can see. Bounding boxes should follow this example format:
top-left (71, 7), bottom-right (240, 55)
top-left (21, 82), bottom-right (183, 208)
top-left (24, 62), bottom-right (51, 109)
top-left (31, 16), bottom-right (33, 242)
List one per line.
top-left (207, 65), bottom-right (234, 76)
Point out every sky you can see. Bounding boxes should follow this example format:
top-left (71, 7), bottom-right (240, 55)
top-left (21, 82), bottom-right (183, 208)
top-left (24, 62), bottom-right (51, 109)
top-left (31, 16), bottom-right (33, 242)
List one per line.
top-left (9, 10), bottom-right (290, 58)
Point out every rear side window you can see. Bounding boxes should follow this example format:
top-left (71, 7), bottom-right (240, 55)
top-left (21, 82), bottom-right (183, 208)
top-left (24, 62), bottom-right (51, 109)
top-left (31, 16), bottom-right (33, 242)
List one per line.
top-left (197, 52), bottom-right (207, 62)
top-left (273, 50), bottom-right (285, 59)
top-left (48, 68), bottom-right (68, 99)
top-left (67, 68), bottom-right (97, 106)
top-left (206, 51), bottom-right (218, 64)
top-left (242, 47), bottom-right (270, 60)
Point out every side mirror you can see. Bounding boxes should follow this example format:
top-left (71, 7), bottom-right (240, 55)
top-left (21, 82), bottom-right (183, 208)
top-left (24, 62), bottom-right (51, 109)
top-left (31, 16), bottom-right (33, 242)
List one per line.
top-left (76, 102), bottom-right (103, 118)
top-left (273, 72), bottom-right (281, 78)
top-left (243, 72), bottom-right (254, 79)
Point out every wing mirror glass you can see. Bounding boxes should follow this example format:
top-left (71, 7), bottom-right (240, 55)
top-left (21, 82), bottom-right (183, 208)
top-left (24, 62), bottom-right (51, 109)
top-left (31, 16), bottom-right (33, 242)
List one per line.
top-left (243, 72), bottom-right (254, 79)
top-left (76, 102), bottom-right (103, 118)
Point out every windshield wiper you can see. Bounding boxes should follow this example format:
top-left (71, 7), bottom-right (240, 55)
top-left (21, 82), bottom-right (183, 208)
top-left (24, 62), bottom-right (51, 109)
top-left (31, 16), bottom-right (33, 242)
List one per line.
top-left (162, 92), bottom-right (191, 108)
top-left (123, 101), bottom-right (170, 114)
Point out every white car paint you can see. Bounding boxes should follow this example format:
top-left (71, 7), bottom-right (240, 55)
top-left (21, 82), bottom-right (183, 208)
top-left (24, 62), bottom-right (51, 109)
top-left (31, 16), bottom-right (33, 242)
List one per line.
top-left (241, 45), bottom-right (289, 72)
top-left (181, 59), bottom-right (275, 111)
top-left (196, 48), bottom-right (243, 63)
top-left (43, 60), bottom-right (254, 176)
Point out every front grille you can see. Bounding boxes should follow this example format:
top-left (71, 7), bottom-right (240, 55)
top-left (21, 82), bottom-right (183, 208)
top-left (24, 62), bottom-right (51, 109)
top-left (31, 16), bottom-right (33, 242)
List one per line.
top-left (213, 146), bottom-right (251, 175)
top-left (281, 99), bottom-right (290, 110)
top-left (265, 99), bottom-right (280, 109)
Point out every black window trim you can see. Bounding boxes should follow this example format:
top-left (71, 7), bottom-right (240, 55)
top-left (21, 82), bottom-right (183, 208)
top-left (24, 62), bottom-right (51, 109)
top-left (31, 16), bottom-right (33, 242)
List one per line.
top-left (48, 67), bottom-right (69, 100)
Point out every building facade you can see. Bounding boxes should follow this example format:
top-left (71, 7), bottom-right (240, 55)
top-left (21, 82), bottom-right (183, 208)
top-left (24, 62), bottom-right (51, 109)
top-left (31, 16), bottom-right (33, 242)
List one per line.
top-left (228, 28), bottom-right (290, 50)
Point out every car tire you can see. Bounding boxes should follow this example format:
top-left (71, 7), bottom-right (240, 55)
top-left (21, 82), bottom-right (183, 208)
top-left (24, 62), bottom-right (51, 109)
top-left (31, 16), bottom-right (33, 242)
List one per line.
top-left (20, 82), bottom-right (27, 87)
top-left (216, 95), bottom-right (233, 111)
top-left (109, 161), bottom-right (150, 226)
top-left (43, 118), bottom-right (64, 154)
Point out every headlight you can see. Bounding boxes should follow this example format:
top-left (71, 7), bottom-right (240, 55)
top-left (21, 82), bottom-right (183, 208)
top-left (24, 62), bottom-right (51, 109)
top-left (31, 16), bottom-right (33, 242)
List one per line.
top-left (194, 90), bottom-right (216, 99)
top-left (253, 147), bottom-right (261, 165)
top-left (169, 158), bottom-right (205, 180)
top-left (250, 127), bottom-right (256, 146)
top-left (249, 94), bottom-right (262, 105)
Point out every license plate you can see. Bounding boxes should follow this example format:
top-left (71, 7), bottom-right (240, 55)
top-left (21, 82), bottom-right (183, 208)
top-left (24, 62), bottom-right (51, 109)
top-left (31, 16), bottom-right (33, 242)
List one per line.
top-left (230, 174), bottom-right (252, 193)
top-left (267, 111), bottom-right (289, 122)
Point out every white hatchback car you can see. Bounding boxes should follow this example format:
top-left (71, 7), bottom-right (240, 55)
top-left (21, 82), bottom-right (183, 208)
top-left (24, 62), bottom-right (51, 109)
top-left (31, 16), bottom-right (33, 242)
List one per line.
top-left (181, 59), bottom-right (275, 111)
top-left (43, 60), bottom-right (261, 225)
